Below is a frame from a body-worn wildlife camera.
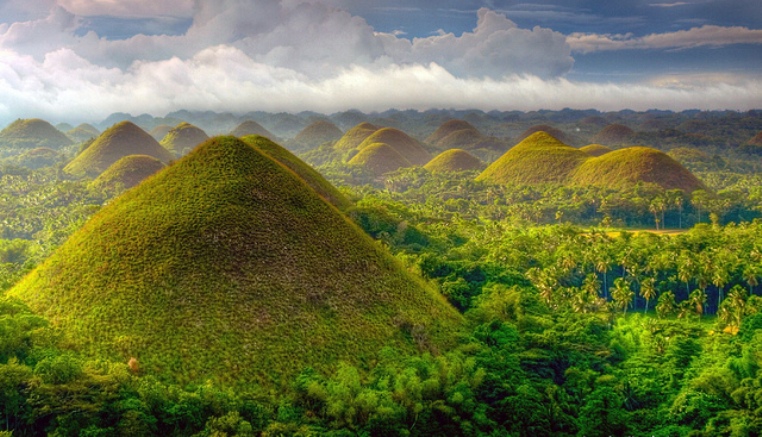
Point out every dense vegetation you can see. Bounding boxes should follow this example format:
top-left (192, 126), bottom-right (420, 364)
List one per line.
top-left (1, 109), bottom-right (762, 435)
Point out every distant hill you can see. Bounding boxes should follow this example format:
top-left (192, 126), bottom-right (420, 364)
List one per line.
top-left (64, 121), bottom-right (174, 177)
top-left (424, 149), bottom-right (484, 173)
top-left (357, 128), bottom-right (431, 166)
top-left (477, 132), bottom-right (589, 185)
top-left (0, 118), bottom-right (73, 150)
top-left (579, 144), bottom-right (613, 157)
top-left (66, 123), bottom-right (100, 143)
top-left (160, 122), bottom-right (209, 156)
top-left (293, 120), bottom-right (343, 149)
top-left (570, 146), bottom-right (705, 192)
top-left (230, 120), bottom-right (276, 141)
top-left (426, 120), bottom-right (480, 145)
top-left (349, 142), bottom-right (412, 176)
top-left (9, 136), bottom-right (461, 386)
top-left (149, 125), bottom-right (174, 141)
top-left (749, 132), bottom-right (762, 146)
top-left (90, 155), bottom-right (165, 191)
top-left (334, 122), bottom-right (379, 151)
top-left (241, 135), bottom-right (351, 210)
top-left (517, 124), bottom-right (573, 145)
top-left (592, 124), bottom-right (636, 145)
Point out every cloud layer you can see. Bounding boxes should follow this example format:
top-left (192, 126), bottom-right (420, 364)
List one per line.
top-left (0, 0), bottom-right (760, 125)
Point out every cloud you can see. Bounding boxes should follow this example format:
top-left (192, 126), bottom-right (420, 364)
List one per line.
top-left (568, 25), bottom-right (762, 53)
top-left (58, 0), bottom-right (194, 18)
top-left (1, 44), bottom-right (760, 126)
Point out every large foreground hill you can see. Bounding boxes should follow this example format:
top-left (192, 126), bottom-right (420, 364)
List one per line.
top-left (9, 136), bottom-right (461, 386)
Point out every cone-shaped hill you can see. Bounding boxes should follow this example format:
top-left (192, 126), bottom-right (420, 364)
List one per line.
top-left (91, 155), bottom-right (165, 191)
top-left (160, 122), bottom-right (209, 156)
top-left (241, 135), bottom-right (351, 210)
top-left (518, 124), bottom-right (572, 145)
top-left (0, 118), bottom-right (73, 149)
top-left (570, 146), bottom-right (705, 192)
top-left (9, 136), bottom-right (460, 386)
top-left (477, 132), bottom-right (589, 185)
top-left (424, 149), bottom-right (484, 173)
top-left (64, 121), bottom-right (174, 177)
top-left (230, 120), bottom-right (276, 140)
top-left (334, 122), bottom-right (379, 151)
top-left (580, 144), bottom-right (613, 157)
top-left (748, 132), bottom-right (762, 146)
top-left (426, 120), bottom-right (479, 145)
top-left (349, 143), bottom-right (412, 176)
top-left (592, 123), bottom-right (636, 145)
top-left (66, 123), bottom-right (100, 143)
top-left (293, 120), bottom-right (343, 149)
top-left (149, 124), bottom-right (174, 141)
top-left (357, 128), bottom-right (431, 166)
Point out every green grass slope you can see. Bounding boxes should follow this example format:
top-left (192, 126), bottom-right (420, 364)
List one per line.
top-left (477, 132), bottom-right (590, 185)
top-left (517, 124), bottom-right (572, 144)
top-left (160, 122), bottom-right (209, 156)
top-left (91, 155), bottom-right (165, 191)
top-left (149, 125), bottom-right (174, 141)
top-left (293, 120), bottom-right (343, 149)
top-left (357, 127), bottom-right (432, 166)
top-left (570, 146), bottom-right (706, 192)
top-left (9, 136), bottom-right (460, 387)
top-left (66, 123), bottom-right (100, 143)
top-left (64, 121), bottom-right (174, 177)
top-left (579, 144), bottom-right (613, 157)
top-left (230, 120), bottom-right (276, 140)
top-left (241, 135), bottom-right (351, 210)
top-left (334, 122), bottom-right (379, 151)
top-left (424, 149), bottom-right (484, 173)
top-left (348, 142), bottom-right (412, 176)
top-left (0, 118), bottom-right (73, 149)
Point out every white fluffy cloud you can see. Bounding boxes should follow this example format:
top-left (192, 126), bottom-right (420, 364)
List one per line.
top-left (568, 25), bottom-right (762, 53)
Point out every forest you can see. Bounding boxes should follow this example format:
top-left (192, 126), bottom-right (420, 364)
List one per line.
top-left (0, 108), bottom-right (761, 436)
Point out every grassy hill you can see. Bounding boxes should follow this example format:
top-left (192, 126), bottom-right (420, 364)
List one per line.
top-left (477, 132), bottom-right (589, 185)
top-left (293, 120), bottom-right (343, 149)
top-left (426, 120), bottom-right (480, 145)
top-left (749, 132), bottom-right (762, 146)
top-left (149, 125), bottom-right (174, 141)
top-left (334, 122), bottom-right (379, 151)
top-left (160, 122), bottom-right (209, 156)
top-left (424, 149), bottom-right (484, 173)
top-left (0, 118), bottom-right (73, 150)
top-left (9, 136), bottom-right (460, 387)
top-left (241, 135), bottom-right (351, 210)
top-left (66, 123), bottom-right (100, 143)
top-left (518, 124), bottom-right (572, 145)
top-left (570, 146), bottom-right (706, 192)
top-left (64, 121), bottom-right (174, 177)
top-left (230, 120), bottom-right (276, 141)
top-left (91, 155), bottom-right (165, 191)
top-left (357, 128), bottom-right (431, 166)
top-left (592, 123), bottom-right (636, 145)
top-left (348, 142), bottom-right (412, 176)
top-left (580, 144), bottom-right (613, 157)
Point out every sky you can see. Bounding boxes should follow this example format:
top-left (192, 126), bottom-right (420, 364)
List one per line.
top-left (0, 0), bottom-right (761, 125)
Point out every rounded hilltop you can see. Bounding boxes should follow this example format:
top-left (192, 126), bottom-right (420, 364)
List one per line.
top-left (592, 123), bottom-right (636, 145)
top-left (9, 136), bottom-right (461, 387)
top-left (518, 124), bottom-right (573, 145)
top-left (570, 146), bottom-right (706, 192)
top-left (66, 123), bottom-right (100, 143)
top-left (294, 120), bottom-right (343, 149)
top-left (349, 142), bottom-right (412, 176)
top-left (230, 120), bottom-right (276, 141)
top-left (477, 131), bottom-right (589, 185)
top-left (64, 121), bottom-right (173, 177)
top-left (424, 149), bottom-right (484, 173)
top-left (426, 120), bottom-right (483, 149)
top-left (0, 118), bottom-right (73, 149)
top-left (160, 122), bottom-right (209, 156)
top-left (91, 155), bottom-right (165, 191)
top-left (334, 122), bottom-right (379, 151)
top-left (357, 127), bottom-right (431, 166)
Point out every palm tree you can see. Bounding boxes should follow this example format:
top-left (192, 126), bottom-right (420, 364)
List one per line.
top-left (640, 277), bottom-right (657, 314)
top-left (688, 288), bottom-right (707, 318)
top-left (611, 277), bottom-right (634, 315)
top-left (656, 291), bottom-right (677, 319)
top-left (743, 264), bottom-right (759, 295)
top-left (719, 285), bottom-right (748, 332)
